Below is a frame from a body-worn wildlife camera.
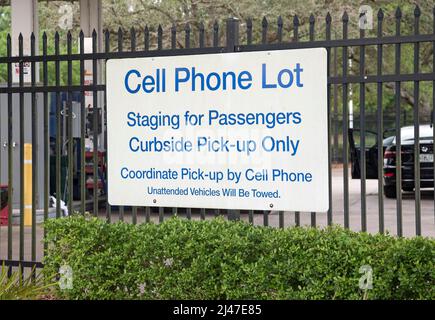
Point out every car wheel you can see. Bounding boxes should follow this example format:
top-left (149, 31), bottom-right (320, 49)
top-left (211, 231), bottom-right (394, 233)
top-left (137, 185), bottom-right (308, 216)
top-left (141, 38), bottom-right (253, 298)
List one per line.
top-left (384, 185), bottom-right (397, 199)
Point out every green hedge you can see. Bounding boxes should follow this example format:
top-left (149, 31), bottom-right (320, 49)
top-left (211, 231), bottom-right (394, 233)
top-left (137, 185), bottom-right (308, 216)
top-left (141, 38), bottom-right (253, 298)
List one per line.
top-left (43, 215), bottom-right (434, 300)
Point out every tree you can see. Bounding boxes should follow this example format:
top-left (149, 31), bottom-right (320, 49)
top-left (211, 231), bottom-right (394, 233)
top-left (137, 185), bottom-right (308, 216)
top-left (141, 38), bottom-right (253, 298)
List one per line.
top-left (0, 0), bottom-right (434, 121)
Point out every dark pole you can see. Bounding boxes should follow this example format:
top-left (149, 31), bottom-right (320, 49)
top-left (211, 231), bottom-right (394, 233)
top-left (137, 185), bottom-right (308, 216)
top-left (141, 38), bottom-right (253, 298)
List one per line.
top-left (226, 18), bottom-right (240, 222)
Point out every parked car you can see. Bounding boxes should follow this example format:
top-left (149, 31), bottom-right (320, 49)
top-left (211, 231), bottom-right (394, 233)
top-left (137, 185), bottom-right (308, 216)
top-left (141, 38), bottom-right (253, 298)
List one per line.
top-left (349, 125), bottom-right (434, 199)
top-left (383, 125), bottom-right (434, 198)
top-left (348, 128), bottom-right (394, 180)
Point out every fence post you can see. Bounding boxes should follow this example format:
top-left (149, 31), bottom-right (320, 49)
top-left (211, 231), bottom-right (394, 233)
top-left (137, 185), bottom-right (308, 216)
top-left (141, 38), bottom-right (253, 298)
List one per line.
top-left (226, 17), bottom-right (239, 52)
top-left (226, 18), bottom-right (240, 221)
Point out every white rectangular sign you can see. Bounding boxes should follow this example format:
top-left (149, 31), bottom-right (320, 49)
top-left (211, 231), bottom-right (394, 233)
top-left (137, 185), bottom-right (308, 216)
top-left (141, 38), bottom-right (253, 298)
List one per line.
top-left (106, 48), bottom-right (328, 212)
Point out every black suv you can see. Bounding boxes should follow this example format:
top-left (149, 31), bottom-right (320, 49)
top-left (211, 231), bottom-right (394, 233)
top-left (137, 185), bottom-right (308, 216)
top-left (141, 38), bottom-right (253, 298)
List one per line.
top-left (349, 125), bottom-right (434, 198)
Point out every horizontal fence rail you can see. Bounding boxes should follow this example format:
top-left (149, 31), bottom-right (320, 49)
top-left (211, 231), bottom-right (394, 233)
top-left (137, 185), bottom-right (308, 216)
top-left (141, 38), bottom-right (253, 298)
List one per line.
top-left (0, 7), bottom-right (435, 272)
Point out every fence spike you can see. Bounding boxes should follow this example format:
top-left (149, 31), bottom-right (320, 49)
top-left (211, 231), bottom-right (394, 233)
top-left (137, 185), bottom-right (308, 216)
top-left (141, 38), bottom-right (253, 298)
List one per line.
top-left (262, 17), bottom-right (268, 44)
top-left (246, 18), bottom-right (252, 28)
top-left (158, 24), bottom-right (163, 50)
top-left (262, 16), bottom-right (268, 27)
top-left (293, 15), bottom-right (299, 26)
top-left (199, 21), bottom-right (205, 48)
top-left (377, 8), bottom-right (384, 20)
top-left (414, 5), bottom-right (421, 17)
top-left (104, 28), bottom-right (110, 52)
top-left (342, 11), bottom-right (349, 22)
top-left (92, 28), bottom-right (97, 37)
top-left (326, 12), bottom-right (331, 23)
top-left (395, 7), bottom-right (402, 19)
top-left (213, 20), bottom-right (219, 47)
top-left (277, 16), bottom-right (283, 27)
top-left (309, 13), bottom-right (315, 24)
top-left (277, 16), bottom-right (283, 43)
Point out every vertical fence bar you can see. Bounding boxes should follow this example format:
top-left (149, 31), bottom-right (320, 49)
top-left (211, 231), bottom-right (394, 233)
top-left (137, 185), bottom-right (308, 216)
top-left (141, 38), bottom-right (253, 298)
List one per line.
top-left (293, 15), bottom-right (300, 226)
top-left (55, 32), bottom-right (61, 219)
top-left (170, 24), bottom-right (177, 217)
top-left (18, 33), bottom-right (25, 267)
top-left (277, 16), bottom-right (283, 43)
top-left (262, 17), bottom-right (268, 44)
top-left (157, 25), bottom-right (163, 51)
top-left (185, 22), bottom-right (191, 221)
top-left (67, 32), bottom-right (73, 217)
top-left (260, 16), bottom-right (269, 226)
top-left (117, 28), bottom-right (124, 221)
top-left (92, 29), bottom-right (99, 217)
top-left (131, 27), bottom-right (136, 52)
top-left (130, 27), bottom-right (138, 225)
top-left (171, 23), bottom-right (176, 49)
top-left (7, 34), bottom-right (13, 272)
top-left (247, 21), bottom-right (253, 223)
top-left (413, 6), bottom-right (421, 236)
top-left (42, 32), bottom-right (49, 253)
top-left (226, 18), bottom-right (241, 222)
top-left (309, 13), bottom-right (317, 228)
top-left (342, 12), bottom-right (350, 228)
top-left (199, 14), bottom-right (206, 222)
top-left (213, 21), bottom-right (219, 47)
top-left (376, 9), bottom-right (385, 234)
top-left (144, 26), bottom-right (151, 220)
top-left (159, 207), bottom-right (164, 223)
top-left (104, 30), bottom-right (111, 223)
top-left (30, 33), bottom-right (36, 267)
top-left (79, 31), bottom-right (86, 216)
top-left (359, 18), bottom-right (367, 232)
top-left (144, 25), bottom-right (149, 51)
top-left (185, 23), bottom-right (191, 49)
top-left (145, 206), bottom-right (150, 223)
top-left (199, 22), bottom-right (205, 48)
top-left (395, 8), bottom-right (403, 237)
top-left (213, 20), bottom-right (220, 218)
top-left (326, 13), bottom-right (333, 226)
top-left (157, 6), bottom-right (164, 224)
top-left (278, 16), bottom-right (284, 228)
top-left (246, 18), bottom-right (252, 46)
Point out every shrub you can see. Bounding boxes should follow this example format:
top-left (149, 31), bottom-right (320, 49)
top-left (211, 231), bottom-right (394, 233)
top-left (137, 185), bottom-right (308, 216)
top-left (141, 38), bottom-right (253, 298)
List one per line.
top-left (43, 215), bottom-right (435, 300)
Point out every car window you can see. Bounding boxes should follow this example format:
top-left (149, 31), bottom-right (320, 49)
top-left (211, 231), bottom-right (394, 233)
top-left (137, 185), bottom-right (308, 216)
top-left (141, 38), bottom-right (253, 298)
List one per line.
top-left (353, 130), bottom-right (377, 148)
top-left (383, 136), bottom-right (394, 146)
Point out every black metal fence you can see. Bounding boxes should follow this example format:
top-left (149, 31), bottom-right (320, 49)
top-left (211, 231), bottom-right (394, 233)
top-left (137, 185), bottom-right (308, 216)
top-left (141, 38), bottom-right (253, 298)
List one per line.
top-left (1, 7), bottom-right (435, 272)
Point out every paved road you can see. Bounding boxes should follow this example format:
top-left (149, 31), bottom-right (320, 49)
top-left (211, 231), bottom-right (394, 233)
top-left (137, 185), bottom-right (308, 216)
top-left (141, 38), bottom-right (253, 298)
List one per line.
top-left (1, 167), bottom-right (434, 263)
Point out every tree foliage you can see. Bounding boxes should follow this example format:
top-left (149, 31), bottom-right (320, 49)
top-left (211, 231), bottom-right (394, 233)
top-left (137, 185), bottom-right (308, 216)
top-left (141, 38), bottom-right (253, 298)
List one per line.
top-left (0, 0), bottom-right (434, 118)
